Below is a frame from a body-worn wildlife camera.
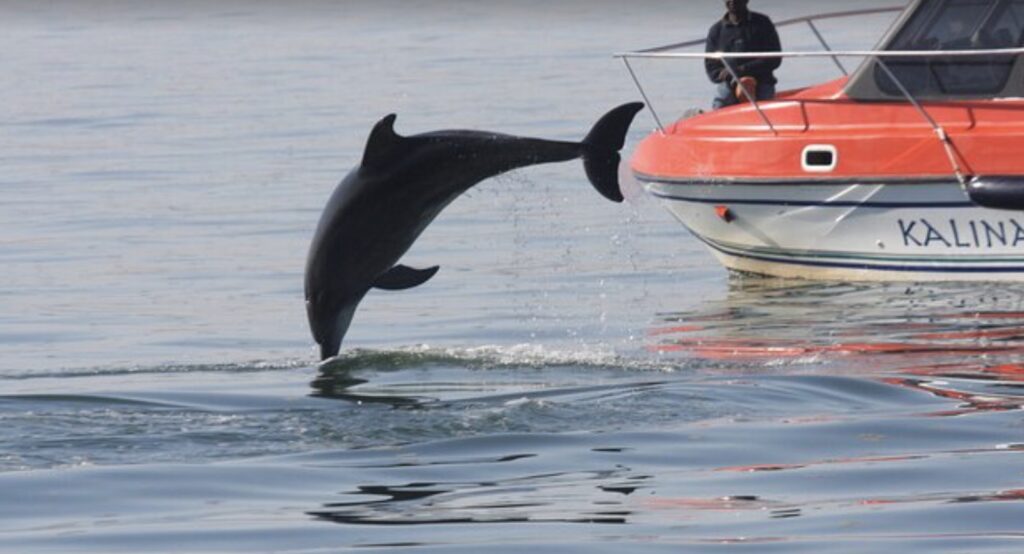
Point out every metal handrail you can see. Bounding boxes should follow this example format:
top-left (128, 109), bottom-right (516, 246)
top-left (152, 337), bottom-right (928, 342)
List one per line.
top-left (616, 46), bottom-right (1024, 136)
top-left (616, 8), bottom-right (907, 134)
top-left (617, 47), bottom-right (1024, 60)
top-left (633, 7), bottom-right (906, 54)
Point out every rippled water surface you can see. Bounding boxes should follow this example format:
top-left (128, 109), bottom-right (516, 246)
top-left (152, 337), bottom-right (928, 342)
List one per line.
top-left (3, 1), bottom-right (1023, 552)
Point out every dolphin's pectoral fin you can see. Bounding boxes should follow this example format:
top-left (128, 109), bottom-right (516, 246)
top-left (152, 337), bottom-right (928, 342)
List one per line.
top-left (372, 264), bottom-right (440, 291)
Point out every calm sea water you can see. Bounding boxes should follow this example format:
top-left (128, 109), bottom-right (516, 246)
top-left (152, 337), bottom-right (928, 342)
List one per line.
top-left (3, 1), bottom-right (1023, 552)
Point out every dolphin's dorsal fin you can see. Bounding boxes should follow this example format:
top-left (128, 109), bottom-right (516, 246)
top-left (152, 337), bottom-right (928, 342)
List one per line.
top-left (373, 264), bottom-right (440, 291)
top-left (362, 114), bottom-right (406, 170)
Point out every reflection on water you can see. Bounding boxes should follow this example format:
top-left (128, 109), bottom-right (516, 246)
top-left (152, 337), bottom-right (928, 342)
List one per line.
top-left (649, 277), bottom-right (1024, 417)
top-left (309, 469), bottom-right (637, 526)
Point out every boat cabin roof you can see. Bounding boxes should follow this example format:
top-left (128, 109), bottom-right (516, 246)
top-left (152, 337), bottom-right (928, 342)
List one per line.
top-left (847, 0), bottom-right (1024, 100)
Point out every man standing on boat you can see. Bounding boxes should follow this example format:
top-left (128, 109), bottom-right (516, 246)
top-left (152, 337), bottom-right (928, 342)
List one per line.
top-left (706, 0), bottom-right (781, 109)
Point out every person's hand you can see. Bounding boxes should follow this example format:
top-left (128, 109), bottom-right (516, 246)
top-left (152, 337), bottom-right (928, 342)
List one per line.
top-left (717, 68), bottom-right (732, 82)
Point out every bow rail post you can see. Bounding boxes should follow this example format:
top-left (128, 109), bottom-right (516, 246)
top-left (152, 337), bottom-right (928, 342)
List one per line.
top-left (621, 57), bottom-right (666, 134)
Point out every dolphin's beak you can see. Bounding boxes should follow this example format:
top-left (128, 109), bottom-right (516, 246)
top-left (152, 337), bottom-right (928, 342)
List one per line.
top-left (319, 339), bottom-right (340, 362)
top-left (316, 303), bottom-right (357, 361)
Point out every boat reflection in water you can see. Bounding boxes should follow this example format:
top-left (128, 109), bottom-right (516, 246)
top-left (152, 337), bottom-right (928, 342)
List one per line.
top-left (648, 276), bottom-right (1024, 415)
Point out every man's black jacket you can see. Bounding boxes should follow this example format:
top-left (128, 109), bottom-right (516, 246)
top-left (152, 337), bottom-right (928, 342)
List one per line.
top-left (705, 11), bottom-right (782, 85)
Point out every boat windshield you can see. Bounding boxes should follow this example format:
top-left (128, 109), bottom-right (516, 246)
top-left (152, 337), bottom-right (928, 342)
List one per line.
top-left (849, 0), bottom-right (1024, 99)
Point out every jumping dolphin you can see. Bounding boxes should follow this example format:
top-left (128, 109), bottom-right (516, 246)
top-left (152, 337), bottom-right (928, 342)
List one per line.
top-left (305, 102), bottom-right (645, 360)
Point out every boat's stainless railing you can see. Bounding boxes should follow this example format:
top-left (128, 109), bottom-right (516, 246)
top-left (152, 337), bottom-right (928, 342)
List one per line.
top-left (615, 7), bottom-right (1024, 188)
top-left (633, 7), bottom-right (907, 73)
top-left (618, 7), bottom-right (907, 132)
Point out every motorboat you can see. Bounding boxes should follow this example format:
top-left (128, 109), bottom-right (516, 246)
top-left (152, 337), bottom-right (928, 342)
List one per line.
top-left (619, 0), bottom-right (1024, 281)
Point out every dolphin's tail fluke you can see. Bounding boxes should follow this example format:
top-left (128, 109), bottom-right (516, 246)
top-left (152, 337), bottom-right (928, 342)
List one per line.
top-left (581, 102), bottom-right (645, 203)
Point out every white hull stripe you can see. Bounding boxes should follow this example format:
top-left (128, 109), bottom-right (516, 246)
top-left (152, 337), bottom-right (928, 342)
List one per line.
top-left (646, 189), bottom-right (976, 209)
top-left (634, 172), bottom-right (957, 187)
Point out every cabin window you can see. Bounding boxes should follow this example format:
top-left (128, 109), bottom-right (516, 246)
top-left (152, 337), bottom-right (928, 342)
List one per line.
top-left (876, 0), bottom-right (1024, 96)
